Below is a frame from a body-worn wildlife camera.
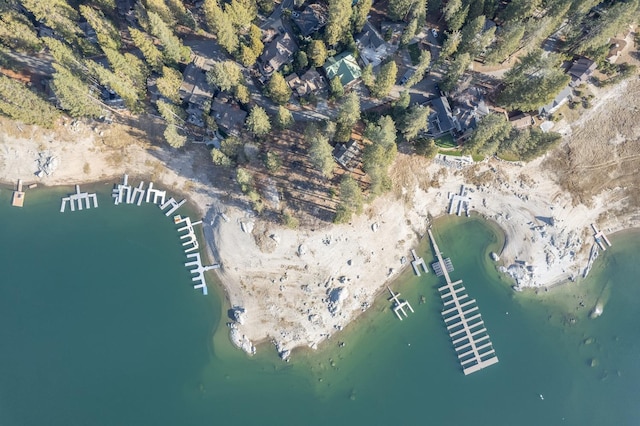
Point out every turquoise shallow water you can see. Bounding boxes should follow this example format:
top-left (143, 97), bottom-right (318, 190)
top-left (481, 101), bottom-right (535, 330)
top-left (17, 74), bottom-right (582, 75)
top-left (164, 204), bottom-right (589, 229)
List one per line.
top-left (0, 185), bottom-right (639, 425)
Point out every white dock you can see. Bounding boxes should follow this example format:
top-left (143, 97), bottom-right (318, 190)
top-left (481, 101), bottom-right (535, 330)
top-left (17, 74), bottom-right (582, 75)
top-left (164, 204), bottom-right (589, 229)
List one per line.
top-left (184, 252), bottom-right (220, 295)
top-left (132, 181), bottom-right (146, 205)
top-left (112, 174), bottom-right (132, 205)
top-left (591, 223), bottom-right (612, 251)
top-left (387, 286), bottom-right (414, 320)
top-left (145, 182), bottom-right (166, 205)
top-left (448, 185), bottom-right (471, 216)
top-left (428, 229), bottom-right (499, 375)
top-left (174, 215), bottom-right (201, 253)
top-left (161, 197), bottom-right (186, 216)
top-left (60, 185), bottom-right (98, 212)
top-left (410, 249), bottom-right (428, 276)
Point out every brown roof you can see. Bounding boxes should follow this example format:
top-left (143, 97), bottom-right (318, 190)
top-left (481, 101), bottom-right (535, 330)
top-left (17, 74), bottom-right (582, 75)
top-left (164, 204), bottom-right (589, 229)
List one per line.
top-left (285, 69), bottom-right (325, 97)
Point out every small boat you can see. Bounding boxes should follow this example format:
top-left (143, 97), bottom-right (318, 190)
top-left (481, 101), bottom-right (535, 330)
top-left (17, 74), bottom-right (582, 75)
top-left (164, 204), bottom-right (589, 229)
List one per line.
top-left (539, 394), bottom-right (544, 400)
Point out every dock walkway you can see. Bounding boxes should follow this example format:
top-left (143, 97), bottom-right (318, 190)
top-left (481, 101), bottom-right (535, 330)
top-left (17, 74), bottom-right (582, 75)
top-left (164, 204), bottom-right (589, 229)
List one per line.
top-left (428, 229), bottom-right (499, 375)
top-left (60, 185), bottom-right (98, 212)
top-left (11, 179), bottom-right (25, 207)
top-left (591, 223), bottom-right (612, 251)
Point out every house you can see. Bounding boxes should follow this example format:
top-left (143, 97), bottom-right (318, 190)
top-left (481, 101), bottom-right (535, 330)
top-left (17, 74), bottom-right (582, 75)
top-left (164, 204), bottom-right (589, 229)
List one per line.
top-left (323, 52), bottom-right (362, 88)
top-left (356, 21), bottom-right (394, 67)
top-left (179, 63), bottom-right (214, 127)
top-left (428, 96), bottom-right (458, 136)
top-left (606, 38), bottom-right (627, 64)
top-left (380, 22), bottom-right (406, 45)
top-left (451, 87), bottom-right (491, 134)
top-left (285, 69), bottom-right (326, 97)
top-left (538, 85), bottom-right (573, 117)
top-left (210, 95), bottom-right (247, 136)
top-left (509, 113), bottom-right (534, 129)
top-left (259, 32), bottom-right (297, 75)
top-left (333, 140), bottom-right (360, 169)
top-left (568, 57), bottom-right (596, 86)
top-left (292, 4), bottom-right (328, 37)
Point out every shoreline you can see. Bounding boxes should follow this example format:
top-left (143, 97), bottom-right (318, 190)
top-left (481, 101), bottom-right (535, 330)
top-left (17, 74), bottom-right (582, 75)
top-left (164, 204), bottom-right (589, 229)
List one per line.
top-left (2, 76), bottom-right (640, 359)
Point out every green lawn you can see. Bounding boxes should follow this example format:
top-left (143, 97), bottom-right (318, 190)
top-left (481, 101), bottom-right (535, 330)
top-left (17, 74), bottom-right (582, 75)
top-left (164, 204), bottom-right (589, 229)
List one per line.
top-left (434, 134), bottom-right (456, 148)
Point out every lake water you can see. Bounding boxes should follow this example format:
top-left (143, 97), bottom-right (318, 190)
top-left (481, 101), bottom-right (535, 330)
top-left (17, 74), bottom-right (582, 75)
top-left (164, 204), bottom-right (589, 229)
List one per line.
top-left (0, 185), bottom-right (638, 425)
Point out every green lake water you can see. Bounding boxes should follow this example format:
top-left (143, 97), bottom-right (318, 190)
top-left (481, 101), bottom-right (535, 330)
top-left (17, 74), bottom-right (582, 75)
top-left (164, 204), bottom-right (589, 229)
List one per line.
top-left (0, 185), bottom-right (639, 425)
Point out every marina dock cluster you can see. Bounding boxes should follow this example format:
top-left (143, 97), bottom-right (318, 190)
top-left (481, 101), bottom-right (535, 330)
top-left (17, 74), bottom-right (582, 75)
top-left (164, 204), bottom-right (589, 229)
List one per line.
top-left (448, 185), bottom-right (471, 217)
top-left (428, 229), bottom-right (499, 375)
top-left (60, 185), bottom-right (98, 212)
top-left (109, 174), bottom-right (219, 296)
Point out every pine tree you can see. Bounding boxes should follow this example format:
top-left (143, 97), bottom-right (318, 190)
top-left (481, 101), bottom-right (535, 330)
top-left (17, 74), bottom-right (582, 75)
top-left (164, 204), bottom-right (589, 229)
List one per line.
top-left (484, 24), bottom-right (524, 65)
top-left (388, 0), bottom-right (415, 21)
top-left (325, 0), bottom-right (352, 46)
top-left (370, 60), bottom-right (397, 99)
top-left (130, 28), bottom-right (164, 71)
top-left (79, 5), bottom-right (121, 51)
top-left (148, 11), bottom-right (189, 64)
top-left (0, 75), bottom-right (60, 127)
top-left (165, 0), bottom-right (196, 29)
top-left (0, 11), bottom-right (41, 53)
top-left (164, 123), bottom-right (187, 148)
top-left (335, 91), bottom-right (360, 142)
top-left (225, 0), bottom-right (257, 31)
top-left (440, 31), bottom-right (461, 60)
top-left (307, 132), bottom-right (334, 178)
top-left (266, 72), bottom-right (292, 105)
top-left (145, 0), bottom-right (176, 26)
top-left (51, 64), bottom-right (103, 118)
top-left (307, 40), bottom-right (328, 68)
top-left (330, 76), bottom-right (344, 100)
top-left (405, 50), bottom-right (430, 88)
top-left (401, 18), bottom-right (418, 46)
top-left (334, 175), bottom-right (363, 223)
top-left (156, 66), bottom-right (183, 103)
top-left (21, 0), bottom-right (81, 44)
top-left (353, 0), bottom-right (373, 32)
top-left (275, 105), bottom-right (294, 129)
top-left (400, 104), bottom-right (429, 141)
top-left (207, 61), bottom-right (243, 92)
top-left (239, 44), bottom-right (259, 67)
top-left (245, 106), bottom-right (271, 136)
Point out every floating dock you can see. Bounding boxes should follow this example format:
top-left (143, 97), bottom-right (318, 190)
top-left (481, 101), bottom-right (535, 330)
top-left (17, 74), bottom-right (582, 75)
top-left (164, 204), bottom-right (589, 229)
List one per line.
top-left (410, 249), bottom-right (428, 276)
top-left (591, 223), bottom-right (612, 251)
top-left (11, 179), bottom-right (25, 207)
top-left (176, 215), bottom-right (220, 295)
top-left (431, 257), bottom-right (454, 276)
top-left (112, 174), bottom-right (132, 205)
top-left (387, 286), bottom-right (414, 320)
top-left (448, 185), bottom-right (471, 216)
top-left (145, 182), bottom-right (166, 205)
top-left (428, 229), bottom-right (499, 375)
top-left (60, 185), bottom-right (98, 212)
top-left (161, 197), bottom-right (186, 216)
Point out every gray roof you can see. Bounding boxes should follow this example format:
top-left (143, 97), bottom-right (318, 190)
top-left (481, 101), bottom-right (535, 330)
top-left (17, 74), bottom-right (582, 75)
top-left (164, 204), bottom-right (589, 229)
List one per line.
top-left (292, 4), bottom-right (327, 37)
top-left (429, 97), bottom-right (457, 135)
top-left (356, 21), bottom-right (385, 50)
top-left (179, 63), bottom-right (214, 108)
top-left (568, 57), bottom-right (596, 85)
top-left (260, 32), bottom-right (297, 73)
top-left (538, 85), bottom-right (573, 116)
top-left (210, 96), bottom-right (247, 135)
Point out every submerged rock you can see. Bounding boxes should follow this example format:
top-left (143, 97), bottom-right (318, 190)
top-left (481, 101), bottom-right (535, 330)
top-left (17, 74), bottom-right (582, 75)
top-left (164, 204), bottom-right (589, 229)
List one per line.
top-left (590, 303), bottom-right (604, 319)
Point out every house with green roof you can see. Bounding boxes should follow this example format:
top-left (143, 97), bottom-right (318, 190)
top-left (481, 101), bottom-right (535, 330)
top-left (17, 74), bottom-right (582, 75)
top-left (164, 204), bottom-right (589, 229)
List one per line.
top-left (323, 52), bottom-right (362, 88)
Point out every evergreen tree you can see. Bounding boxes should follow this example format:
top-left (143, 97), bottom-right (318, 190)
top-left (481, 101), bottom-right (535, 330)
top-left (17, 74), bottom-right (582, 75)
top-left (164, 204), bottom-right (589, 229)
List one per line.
top-left (275, 105), bottom-right (294, 129)
top-left (206, 60), bottom-right (243, 92)
top-left (235, 84), bottom-right (250, 104)
top-left (0, 75), bottom-right (60, 127)
top-left (51, 64), bottom-right (103, 118)
top-left (440, 52), bottom-right (471, 92)
top-left (308, 40), bottom-right (328, 67)
top-left (164, 123), bottom-right (187, 148)
top-left (239, 44), bottom-right (259, 67)
top-left (294, 51), bottom-right (308, 71)
top-left (245, 105), bottom-right (271, 136)
top-left (462, 112), bottom-right (511, 156)
top-left (42, 37), bottom-right (86, 76)
top-left (361, 63), bottom-right (374, 87)
top-left (130, 28), bottom-right (164, 71)
top-left (330, 76), bottom-right (344, 100)
top-left (334, 175), bottom-right (363, 223)
top-left (325, 0), bottom-right (352, 46)
top-left (266, 72), bottom-right (292, 105)
top-left (165, 0), bottom-right (197, 29)
top-left (225, 0), bottom-right (257, 31)
top-left (79, 5), bottom-right (121, 51)
top-left (86, 60), bottom-right (141, 111)
top-left (248, 24), bottom-right (264, 58)
top-left (440, 31), bottom-right (461, 60)
top-left (447, 4), bottom-right (469, 32)
top-left (401, 18), bottom-right (418, 46)
top-left (458, 15), bottom-right (486, 56)
top-left (307, 131), bottom-right (334, 178)
top-left (21, 0), bottom-right (81, 43)
top-left (353, 0), bottom-right (373, 32)
top-left (404, 50), bottom-right (430, 88)
top-left (388, 0), bottom-right (415, 21)
top-left (400, 104), bottom-right (429, 141)
top-left (0, 11), bottom-right (41, 53)
top-left (145, 0), bottom-right (177, 26)
top-left (362, 115), bottom-right (397, 197)
top-left (335, 91), bottom-right (360, 142)
top-left (370, 60), bottom-right (397, 99)
top-left (148, 11), bottom-right (190, 64)
top-left (156, 66), bottom-right (183, 103)
top-left (393, 90), bottom-right (411, 117)
top-left (484, 24), bottom-right (524, 65)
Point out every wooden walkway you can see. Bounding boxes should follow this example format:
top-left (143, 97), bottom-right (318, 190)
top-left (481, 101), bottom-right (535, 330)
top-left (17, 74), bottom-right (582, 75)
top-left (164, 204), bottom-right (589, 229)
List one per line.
top-left (428, 229), bottom-right (499, 375)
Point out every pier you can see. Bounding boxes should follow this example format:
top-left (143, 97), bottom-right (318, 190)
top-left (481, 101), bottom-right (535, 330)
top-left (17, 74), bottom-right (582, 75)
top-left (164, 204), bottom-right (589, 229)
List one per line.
top-left (184, 252), bottom-right (220, 295)
top-left (145, 182), bottom-right (166, 205)
top-left (410, 249), bottom-right (428, 276)
top-left (112, 174), bottom-right (132, 205)
top-left (60, 185), bottom-right (98, 212)
top-left (161, 197), bottom-right (186, 216)
top-left (591, 223), bottom-right (612, 251)
top-left (387, 286), bottom-right (414, 320)
top-left (176, 215), bottom-right (220, 295)
top-left (428, 229), bottom-right (499, 375)
top-left (174, 215), bottom-right (201, 253)
top-left (11, 179), bottom-right (25, 207)
top-left (431, 257), bottom-right (454, 277)
top-left (448, 185), bottom-right (471, 216)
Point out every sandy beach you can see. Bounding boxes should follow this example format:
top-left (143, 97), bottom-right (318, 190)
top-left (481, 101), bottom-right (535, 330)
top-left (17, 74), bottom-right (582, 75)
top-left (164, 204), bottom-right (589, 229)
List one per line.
top-left (1, 77), bottom-right (639, 359)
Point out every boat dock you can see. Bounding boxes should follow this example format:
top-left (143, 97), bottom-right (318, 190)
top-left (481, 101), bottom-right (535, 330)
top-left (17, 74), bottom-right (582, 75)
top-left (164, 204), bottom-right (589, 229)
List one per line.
top-left (174, 215), bottom-right (201, 253)
top-left (11, 179), bottom-right (25, 207)
top-left (161, 197), bottom-right (186, 216)
top-left (591, 223), bottom-right (612, 251)
top-left (431, 257), bottom-right (454, 277)
top-left (387, 286), bottom-right (414, 320)
top-left (428, 229), bottom-right (499, 375)
top-left (184, 252), bottom-right (220, 295)
top-left (176, 214), bottom-right (220, 295)
top-left (60, 185), bottom-right (98, 212)
top-left (410, 249), bottom-right (428, 276)
top-left (448, 185), bottom-right (471, 216)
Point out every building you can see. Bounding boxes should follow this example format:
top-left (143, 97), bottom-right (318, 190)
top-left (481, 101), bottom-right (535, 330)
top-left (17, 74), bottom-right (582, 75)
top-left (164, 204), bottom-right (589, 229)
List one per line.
top-left (509, 113), bottom-right (534, 129)
top-left (538, 85), bottom-right (573, 117)
top-left (606, 39), bottom-right (627, 64)
top-left (333, 140), bottom-right (360, 170)
top-left (180, 63), bottom-right (214, 127)
top-left (285, 69), bottom-right (326, 97)
top-left (323, 52), bottom-right (362, 88)
top-left (210, 95), bottom-right (247, 136)
top-left (260, 32), bottom-right (297, 75)
top-left (428, 96), bottom-right (458, 136)
top-left (568, 57), bottom-right (596, 86)
top-left (292, 4), bottom-right (328, 37)
top-left (356, 21), bottom-right (394, 67)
